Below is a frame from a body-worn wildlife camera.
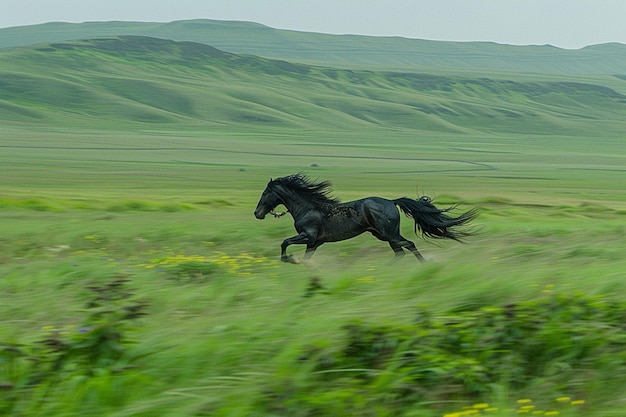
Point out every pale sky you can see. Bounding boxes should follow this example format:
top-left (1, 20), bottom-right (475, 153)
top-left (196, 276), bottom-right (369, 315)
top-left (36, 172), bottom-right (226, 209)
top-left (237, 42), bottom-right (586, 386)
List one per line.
top-left (2, 0), bottom-right (626, 49)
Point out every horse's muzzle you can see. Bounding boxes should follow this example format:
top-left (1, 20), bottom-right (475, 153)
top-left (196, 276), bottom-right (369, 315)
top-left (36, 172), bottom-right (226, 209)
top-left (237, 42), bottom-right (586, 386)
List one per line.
top-left (254, 209), bottom-right (266, 220)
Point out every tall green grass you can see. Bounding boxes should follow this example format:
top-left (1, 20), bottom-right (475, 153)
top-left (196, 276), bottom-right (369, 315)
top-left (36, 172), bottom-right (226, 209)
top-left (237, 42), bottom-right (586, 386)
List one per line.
top-left (2, 202), bottom-right (626, 416)
top-left (2, 122), bottom-right (626, 415)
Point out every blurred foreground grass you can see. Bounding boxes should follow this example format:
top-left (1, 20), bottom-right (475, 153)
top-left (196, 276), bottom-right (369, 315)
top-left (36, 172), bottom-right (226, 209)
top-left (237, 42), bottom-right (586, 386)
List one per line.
top-left (2, 125), bottom-right (626, 415)
top-left (1, 199), bottom-right (625, 416)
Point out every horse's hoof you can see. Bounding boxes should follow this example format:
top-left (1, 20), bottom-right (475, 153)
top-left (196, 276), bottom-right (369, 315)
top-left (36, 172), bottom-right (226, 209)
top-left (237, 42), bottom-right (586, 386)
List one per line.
top-left (281, 255), bottom-right (299, 264)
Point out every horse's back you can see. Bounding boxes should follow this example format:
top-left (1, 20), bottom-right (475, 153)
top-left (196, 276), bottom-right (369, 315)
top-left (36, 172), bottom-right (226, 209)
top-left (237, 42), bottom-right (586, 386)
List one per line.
top-left (343, 196), bottom-right (400, 226)
top-left (356, 196), bottom-right (399, 213)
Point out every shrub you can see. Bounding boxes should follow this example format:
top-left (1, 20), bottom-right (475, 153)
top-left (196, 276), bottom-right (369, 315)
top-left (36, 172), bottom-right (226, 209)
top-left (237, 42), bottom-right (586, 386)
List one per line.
top-left (167, 260), bottom-right (218, 282)
top-left (0, 276), bottom-right (150, 415)
top-left (259, 293), bottom-right (626, 415)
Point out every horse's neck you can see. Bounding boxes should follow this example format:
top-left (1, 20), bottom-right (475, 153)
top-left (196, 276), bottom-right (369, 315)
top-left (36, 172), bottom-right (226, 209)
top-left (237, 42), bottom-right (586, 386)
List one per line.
top-left (279, 190), bottom-right (315, 218)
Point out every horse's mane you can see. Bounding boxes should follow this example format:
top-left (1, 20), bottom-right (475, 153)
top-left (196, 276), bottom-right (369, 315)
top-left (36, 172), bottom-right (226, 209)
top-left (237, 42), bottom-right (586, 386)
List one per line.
top-left (270, 174), bottom-right (340, 207)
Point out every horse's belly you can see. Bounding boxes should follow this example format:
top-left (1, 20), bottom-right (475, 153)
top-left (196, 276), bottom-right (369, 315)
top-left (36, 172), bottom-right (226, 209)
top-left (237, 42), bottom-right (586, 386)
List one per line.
top-left (320, 210), bottom-right (367, 242)
top-left (322, 227), bottom-right (365, 242)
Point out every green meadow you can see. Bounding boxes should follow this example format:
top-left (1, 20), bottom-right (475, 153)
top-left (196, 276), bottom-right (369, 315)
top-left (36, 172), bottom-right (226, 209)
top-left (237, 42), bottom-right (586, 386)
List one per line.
top-left (2, 31), bottom-right (626, 416)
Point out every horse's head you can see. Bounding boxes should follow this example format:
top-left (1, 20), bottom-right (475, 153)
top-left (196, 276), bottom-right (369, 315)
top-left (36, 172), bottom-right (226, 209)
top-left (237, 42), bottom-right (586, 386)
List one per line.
top-left (254, 179), bottom-right (282, 220)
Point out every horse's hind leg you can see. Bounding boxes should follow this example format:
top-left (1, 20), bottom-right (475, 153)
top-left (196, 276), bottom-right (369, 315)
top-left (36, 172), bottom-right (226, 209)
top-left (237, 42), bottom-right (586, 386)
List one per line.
top-left (400, 236), bottom-right (425, 263)
top-left (387, 238), bottom-right (424, 263)
top-left (389, 241), bottom-right (405, 259)
top-left (372, 228), bottom-right (425, 263)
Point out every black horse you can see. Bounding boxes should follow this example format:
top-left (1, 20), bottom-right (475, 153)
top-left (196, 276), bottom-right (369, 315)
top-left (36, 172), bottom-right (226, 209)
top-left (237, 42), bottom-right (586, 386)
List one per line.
top-left (254, 174), bottom-right (477, 263)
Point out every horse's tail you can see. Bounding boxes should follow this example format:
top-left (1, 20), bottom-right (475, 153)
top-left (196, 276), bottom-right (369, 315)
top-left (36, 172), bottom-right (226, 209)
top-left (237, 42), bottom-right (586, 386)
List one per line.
top-left (393, 196), bottom-right (478, 241)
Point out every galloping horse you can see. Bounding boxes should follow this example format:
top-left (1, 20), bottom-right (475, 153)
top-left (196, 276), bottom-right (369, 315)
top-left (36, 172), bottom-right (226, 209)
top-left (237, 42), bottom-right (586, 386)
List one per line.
top-left (254, 174), bottom-right (477, 263)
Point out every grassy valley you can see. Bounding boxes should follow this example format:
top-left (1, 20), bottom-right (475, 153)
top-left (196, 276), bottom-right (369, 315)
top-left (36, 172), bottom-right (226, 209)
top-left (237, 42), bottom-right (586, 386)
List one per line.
top-left (1, 29), bottom-right (626, 416)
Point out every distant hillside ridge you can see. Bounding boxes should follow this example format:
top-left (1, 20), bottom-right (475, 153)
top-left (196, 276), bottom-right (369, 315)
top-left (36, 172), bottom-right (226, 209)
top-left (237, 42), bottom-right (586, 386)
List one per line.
top-left (1, 19), bottom-right (626, 75)
top-left (1, 36), bottom-right (625, 136)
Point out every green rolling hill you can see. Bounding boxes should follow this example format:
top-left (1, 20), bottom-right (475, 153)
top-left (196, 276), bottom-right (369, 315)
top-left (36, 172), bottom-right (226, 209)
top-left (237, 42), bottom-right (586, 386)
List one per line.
top-left (2, 19), bottom-right (626, 75)
top-left (1, 36), bottom-right (625, 136)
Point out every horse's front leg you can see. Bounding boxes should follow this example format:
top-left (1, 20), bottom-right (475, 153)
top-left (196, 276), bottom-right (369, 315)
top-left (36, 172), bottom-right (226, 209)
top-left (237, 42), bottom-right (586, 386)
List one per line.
top-left (280, 232), bottom-right (310, 263)
top-left (303, 242), bottom-right (322, 260)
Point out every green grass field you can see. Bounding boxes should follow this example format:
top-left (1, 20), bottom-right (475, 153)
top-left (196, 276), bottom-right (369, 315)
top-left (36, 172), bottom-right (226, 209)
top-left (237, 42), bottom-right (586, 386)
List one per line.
top-left (2, 34), bottom-right (626, 416)
top-left (2, 125), bottom-right (626, 416)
